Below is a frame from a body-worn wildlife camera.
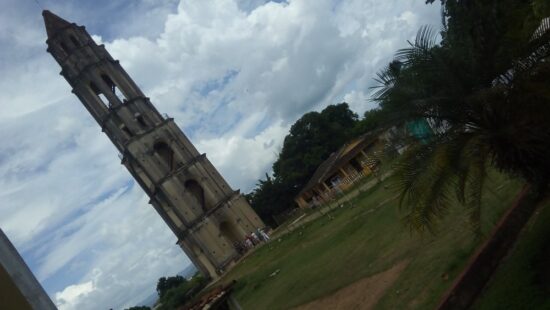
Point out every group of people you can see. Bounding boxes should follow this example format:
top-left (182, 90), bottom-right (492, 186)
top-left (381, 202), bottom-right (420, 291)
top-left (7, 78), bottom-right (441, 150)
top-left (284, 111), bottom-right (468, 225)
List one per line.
top-left (233, 228), bottom-right (270, 255)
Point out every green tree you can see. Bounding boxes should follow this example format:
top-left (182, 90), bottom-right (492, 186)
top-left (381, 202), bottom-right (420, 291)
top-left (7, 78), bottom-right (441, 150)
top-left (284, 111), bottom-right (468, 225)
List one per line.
top-left (156, 275), bottom-right (186, 298)
top-left (352, 107), bottom-right (391, 136)
top-left (373, 15), bottom-right (550, 233)
top-left (157, 274), bottom-right (207, 310)
top-left (273, 103), bottom-right (358, 192)
top-left (427, 0), bottom-right (544, 84)
top-left (247, 103), bottom-right (359, 223)
top-left (247, 174), bottom-right (294, 227)
top-left (125, 307), bottom-right (150, 310)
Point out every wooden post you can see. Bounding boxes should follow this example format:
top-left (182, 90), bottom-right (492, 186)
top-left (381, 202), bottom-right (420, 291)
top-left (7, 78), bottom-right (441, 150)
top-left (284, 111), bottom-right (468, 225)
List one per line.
top-left (339, 167), bottom-right (349, 177)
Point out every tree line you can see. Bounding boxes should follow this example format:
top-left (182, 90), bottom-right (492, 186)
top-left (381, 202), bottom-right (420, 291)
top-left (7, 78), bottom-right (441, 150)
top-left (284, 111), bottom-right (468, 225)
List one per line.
top-left (125, 274), bottom-right (207, 310)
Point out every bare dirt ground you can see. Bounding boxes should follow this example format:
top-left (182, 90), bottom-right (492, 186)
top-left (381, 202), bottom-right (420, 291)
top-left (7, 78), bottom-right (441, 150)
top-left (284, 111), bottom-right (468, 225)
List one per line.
top-left (294, 260), bottom-right (409, 310)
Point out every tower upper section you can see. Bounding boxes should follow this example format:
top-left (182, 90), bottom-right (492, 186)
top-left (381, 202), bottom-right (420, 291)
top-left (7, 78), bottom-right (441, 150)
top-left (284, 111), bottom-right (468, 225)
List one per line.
top-left (43, 10), bottom-right (71, 37)
top-left (43, 10), bottom-right (165, 151)
top-left (43, 10), bottom-right (112, 81)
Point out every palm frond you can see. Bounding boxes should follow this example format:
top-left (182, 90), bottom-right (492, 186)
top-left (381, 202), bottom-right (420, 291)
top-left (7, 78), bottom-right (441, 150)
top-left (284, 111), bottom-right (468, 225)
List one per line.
top-left (395, 25), bottom-right (439, 66)
top-left (465, 154), bottom-right (485, 236)
top-left (377, 12), bottom-right (550, 236)
top-left (393, 130), bottom-right (491, 234)
top-left (371, 64), bottom-right (399, 100)
top-left (530, 17), bottom-right (550, 42)
top-left (416, 25), bottom-right (440, 51)
top-left (394, 137), bottom-right (456, 233)
top-left (461, 136), bottom-right (489, 235)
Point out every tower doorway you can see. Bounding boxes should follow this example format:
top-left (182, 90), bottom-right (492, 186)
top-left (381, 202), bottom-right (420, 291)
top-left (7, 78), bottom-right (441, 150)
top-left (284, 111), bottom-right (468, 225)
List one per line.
top-left (219, 221), bottom-right (242, 245)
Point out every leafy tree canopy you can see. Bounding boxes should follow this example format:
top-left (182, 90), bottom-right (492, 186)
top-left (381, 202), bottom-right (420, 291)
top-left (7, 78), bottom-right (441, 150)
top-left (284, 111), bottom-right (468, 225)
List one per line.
top-left (273, 103), bottom-right (358, 191)
top-left (374, 1), bottom-right (550, 233)
top-left (156, 275), bottom-right (186, 298)
top-left (246, 174), bottom-right (295, 227)
top-left (352, 107), bottom-right (391, 136)
top-left (427, 0), bottom-right (545, 84)
top-left (157, 274), bottom-right (207, 310)
top-left (248, 103), bottom-right (360, 224)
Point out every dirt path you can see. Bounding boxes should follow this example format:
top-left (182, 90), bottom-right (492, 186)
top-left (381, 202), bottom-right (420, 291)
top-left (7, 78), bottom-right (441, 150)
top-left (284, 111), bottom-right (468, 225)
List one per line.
top-left (294, 260), bottom-right (409, 310)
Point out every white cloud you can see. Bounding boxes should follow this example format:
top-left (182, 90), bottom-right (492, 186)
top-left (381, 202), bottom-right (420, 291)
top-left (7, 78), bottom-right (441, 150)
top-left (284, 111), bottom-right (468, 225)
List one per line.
top-left (343, 90), bottom-right (377, 116)
top-left (197, 118), bottom-right (289, 191)
top-left (0, 0), bottom-right (441, 309)
top-left (55, 281), bottom-right (95, 309)
top-left (47, 185), bottom-right (191, 309)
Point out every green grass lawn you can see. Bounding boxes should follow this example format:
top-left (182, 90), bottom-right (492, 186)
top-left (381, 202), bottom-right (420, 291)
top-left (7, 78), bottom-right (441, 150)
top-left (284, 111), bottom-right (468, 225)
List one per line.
top-left (221, 172), bottom-right (523, 309)
top-left (472, 198), bottom-right (550, 310)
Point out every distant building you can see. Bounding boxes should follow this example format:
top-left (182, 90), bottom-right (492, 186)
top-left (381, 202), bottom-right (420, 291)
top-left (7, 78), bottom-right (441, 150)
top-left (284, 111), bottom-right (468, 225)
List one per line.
top-left (0, 229), bottom-right (57, 309)
top-left (294, 133), bottom-right (383, 208)
top-left (294, 119), bottom-right (435, 208)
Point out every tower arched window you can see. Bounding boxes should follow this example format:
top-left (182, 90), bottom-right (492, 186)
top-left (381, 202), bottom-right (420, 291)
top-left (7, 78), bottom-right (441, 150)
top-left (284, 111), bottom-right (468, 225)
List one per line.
top-left (90, 81), bottom-right (110, 107)
top-left (59, 42), bottom-right (69, 55)
top-left (70, 35), bottom-right (80, 47)
top-left (153, 141), bottom-right (175, 171)
top-left (135, 113), bottom-right (147, 128)
top-left (120, 124), bottom-right (133, 138)
top-left (185, 180), bottom-right (206, 211)
top-left (101, 74), bottom-right (127, 102)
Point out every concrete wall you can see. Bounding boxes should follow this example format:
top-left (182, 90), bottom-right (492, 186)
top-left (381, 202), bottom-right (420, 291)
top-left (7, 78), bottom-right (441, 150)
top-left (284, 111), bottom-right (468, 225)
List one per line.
top-left (0, 230), bottom-right (57, 309)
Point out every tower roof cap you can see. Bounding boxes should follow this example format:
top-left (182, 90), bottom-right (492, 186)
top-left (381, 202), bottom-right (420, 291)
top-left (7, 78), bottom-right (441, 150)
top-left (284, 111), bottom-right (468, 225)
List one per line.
top-left (42, 10), bottom-right (72, 38)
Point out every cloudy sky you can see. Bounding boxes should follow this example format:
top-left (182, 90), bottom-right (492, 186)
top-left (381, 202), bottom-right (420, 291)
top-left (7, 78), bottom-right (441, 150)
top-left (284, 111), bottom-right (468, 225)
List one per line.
top-left (0, 0), bottom-right (441, 308)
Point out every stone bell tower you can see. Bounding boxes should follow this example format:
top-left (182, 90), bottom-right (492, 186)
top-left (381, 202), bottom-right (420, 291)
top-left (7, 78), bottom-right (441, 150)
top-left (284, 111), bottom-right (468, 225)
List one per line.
top-left (42, 10), bottom-right (264, 279)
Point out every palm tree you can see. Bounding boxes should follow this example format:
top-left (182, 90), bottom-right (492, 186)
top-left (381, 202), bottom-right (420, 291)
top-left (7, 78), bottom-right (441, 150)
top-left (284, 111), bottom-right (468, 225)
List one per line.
top-left (372, 20), bottom-right (550, 233)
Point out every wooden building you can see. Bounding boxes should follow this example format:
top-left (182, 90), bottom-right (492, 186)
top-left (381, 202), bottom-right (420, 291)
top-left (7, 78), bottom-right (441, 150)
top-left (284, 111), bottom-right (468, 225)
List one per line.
top-left (294, 134), bottom-right (383, 208)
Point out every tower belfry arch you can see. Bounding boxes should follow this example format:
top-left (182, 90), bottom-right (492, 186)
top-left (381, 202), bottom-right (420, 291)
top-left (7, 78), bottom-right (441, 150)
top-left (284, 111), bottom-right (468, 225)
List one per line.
top-left (42, 10), bottom-right (264, 279)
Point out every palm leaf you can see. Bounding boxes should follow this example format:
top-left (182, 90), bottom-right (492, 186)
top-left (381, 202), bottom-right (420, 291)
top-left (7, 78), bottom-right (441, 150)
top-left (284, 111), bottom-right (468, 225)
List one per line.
top-left (530, 17), bottom-right (550, 42)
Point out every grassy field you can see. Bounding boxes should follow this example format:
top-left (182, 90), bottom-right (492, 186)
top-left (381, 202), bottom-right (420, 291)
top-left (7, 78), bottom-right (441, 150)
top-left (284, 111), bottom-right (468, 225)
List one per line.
top-left (221, 172), bottom-right (523, 309)
top-left (472, 197), bottom-right (550, 310)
